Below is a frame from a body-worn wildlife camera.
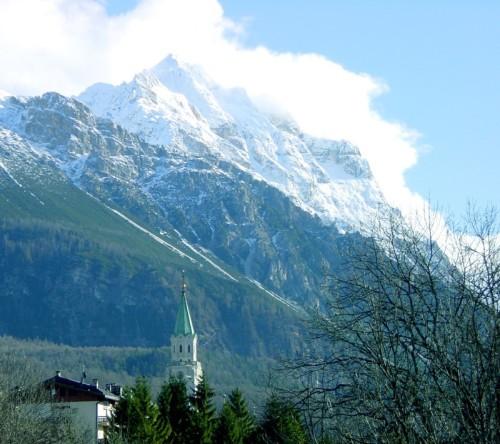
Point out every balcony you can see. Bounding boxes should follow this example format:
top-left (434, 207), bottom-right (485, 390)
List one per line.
top-left (97, 415), bottom-right (110, 426)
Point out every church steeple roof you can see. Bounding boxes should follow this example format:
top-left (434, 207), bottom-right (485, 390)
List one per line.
top-left (174, 272), bottom-right (195, 336)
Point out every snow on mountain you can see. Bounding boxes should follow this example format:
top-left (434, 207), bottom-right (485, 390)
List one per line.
top-left (78, 56), bottom-right (385, 231)
top-left (76, 74), bottom-right (215, 149)
top-left (152, 55), bottom-right (232, 128)
top-left (0, 92), bottom-right (347, 306)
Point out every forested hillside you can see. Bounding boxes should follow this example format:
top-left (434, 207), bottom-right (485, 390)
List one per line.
top-left (0, 169), bottom-right (305, 356)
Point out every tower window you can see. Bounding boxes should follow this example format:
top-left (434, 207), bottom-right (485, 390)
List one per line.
top-left (179, 345), bottom-right (182, 353)
top-left (188, 345), bottom-right (191, 353)
top-left (173, 345), bottom-right (175, 352)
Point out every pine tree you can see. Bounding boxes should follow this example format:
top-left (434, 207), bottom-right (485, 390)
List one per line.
top-left (258, 395), bottom-right (308, 444)
top-left (190, 374), bottom-right (217, 444)
top-left (215, 402), bottom-right (241, 444)
top-left (111, 386), bottom-right (133, 439)
top-left (157, 376), bottom-right (192, 444)
top-left (132, 377), bottom-right (157, 442)
top-left (111, 377), bottom-right (170, 444)
top-left (227, 389), bottom-right (255, 440)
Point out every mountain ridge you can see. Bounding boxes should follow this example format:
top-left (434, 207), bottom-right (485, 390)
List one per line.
top-left (0, 91), bottom-right (364, 307)
top-left (0, 60), bottom-right (388, 359)
top-left (79, 55), bottom-right (385, 232)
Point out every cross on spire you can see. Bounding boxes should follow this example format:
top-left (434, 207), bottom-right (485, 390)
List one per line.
top-left (181, 269), bottom-right (187, 297)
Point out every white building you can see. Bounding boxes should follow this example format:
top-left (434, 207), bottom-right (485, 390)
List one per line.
top-left (168, 274), bottom-right (203, 391)
top-left (43, 371), bottom-right (121, 444)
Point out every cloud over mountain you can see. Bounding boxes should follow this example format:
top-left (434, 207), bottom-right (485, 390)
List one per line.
top-left (0, 0), bottom-right (423, 213)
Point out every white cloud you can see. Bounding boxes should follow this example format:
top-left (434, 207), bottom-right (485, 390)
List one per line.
top-left (0, 0), bottom-right (423, 214)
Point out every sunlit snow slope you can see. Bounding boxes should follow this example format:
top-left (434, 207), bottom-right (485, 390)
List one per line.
top-left (79, 55), bottom-right (385, 231)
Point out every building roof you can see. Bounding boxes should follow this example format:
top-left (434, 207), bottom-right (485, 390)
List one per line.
top-left (43, 374), bottom-right (120, 402)
top-left (174, 276), bottom-right (195, 336)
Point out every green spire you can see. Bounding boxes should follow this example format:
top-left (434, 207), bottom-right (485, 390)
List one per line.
top-left (174, 272), bottom-right (195, 336)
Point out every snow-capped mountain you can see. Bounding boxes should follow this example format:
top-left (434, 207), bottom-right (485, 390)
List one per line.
top-left (0, 87), bottom-right (369, 307)
top-left (79, 55), bottom-right (385, 231)
top-left (0, 94), bottom-right (308, 352)
top-left (0, 56), bottom-right (394, 329)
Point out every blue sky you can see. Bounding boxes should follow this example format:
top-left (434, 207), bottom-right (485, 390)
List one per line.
top-left (102, 1), bottom-right (500, 214)
top-left (217, 1), bottom-right (500, 214)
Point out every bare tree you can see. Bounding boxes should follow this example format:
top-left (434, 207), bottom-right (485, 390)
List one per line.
top-left (0, 353), bottom-right (90, 443)
top-left (283, 207), bottom-right (499, 444)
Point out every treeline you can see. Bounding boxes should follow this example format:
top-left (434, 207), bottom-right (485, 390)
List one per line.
top-left (108, 375), bottom-right (323, 444)
top-left (0, 336), bottom-right (275, 407)
top-left (0, 215), bottom-right (305, 357)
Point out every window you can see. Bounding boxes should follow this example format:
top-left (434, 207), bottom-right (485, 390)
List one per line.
top-left (179, 345), bottom-right (182, 353)
top-left (173, 345), bottom-right (175, 352)
top-left (188, 345), bottom-right (191, 353)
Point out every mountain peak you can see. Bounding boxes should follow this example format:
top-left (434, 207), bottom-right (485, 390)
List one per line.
top-left (153, 54), bottom-right (188, 74)
top-left (77, 59), bottom-right (384, 230)
top-left (152, 54), bottom-right (210, 87)
top-left (150, 55), bottom-right (231, 127)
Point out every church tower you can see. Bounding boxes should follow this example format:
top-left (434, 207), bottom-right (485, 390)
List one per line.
top-left (168, 273), bottom-right (203, 391)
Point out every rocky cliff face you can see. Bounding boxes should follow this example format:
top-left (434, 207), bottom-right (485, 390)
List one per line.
top-left (0, 91), bottom-right (364, 308)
